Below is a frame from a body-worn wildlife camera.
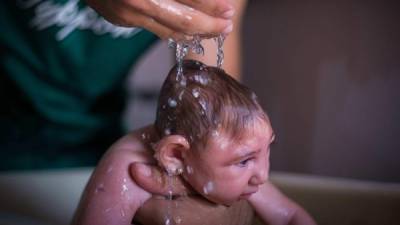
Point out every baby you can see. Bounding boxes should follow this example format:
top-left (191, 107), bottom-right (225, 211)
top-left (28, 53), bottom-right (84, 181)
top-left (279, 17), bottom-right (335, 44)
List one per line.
top-left (72, 60), bottom-right (316, 225)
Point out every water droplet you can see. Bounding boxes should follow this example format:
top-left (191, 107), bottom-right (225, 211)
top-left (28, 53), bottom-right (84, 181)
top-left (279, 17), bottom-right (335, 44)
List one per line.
top-left (180, 77), bottom-right (187, 87)
top-left (251, 92), bottom-right (258, 101)
top-left (192, 88), bottom-right (200, 98)
top-left (168, 98), bottom-right (177, 108)
top-left (203, 181), bottom-right (214, 195)
top-left (211, 130), bottom-right (219, 137)
top-left (193, 74), bottom-right (209, 85)
top-left (174, 216), bottom-right (183, 224)
top-left (107, 166), bottom-right (113, 173)
top-left (104, 208), bottom-right (112, 213)
top-left (219, 141), bottom-right (228, 150)
top-left (199, 99), bottom-right (207, 111)
top-left (178, 90), bottom-right (185, 100)
top-left (186, 165), bottom-right (194, 174)
top-left (122, 184), bottom-right (128, 193)
top-left (95, 183), bottom-right (105, 194)
top-left (120, 209), bottom-right (126, 217)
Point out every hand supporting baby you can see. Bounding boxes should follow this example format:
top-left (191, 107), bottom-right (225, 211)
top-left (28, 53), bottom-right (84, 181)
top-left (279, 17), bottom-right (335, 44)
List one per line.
top-left (130, 162), bottom-right (255, 225)
top-left (130, 162), bottom-right (194, 197)
top-left (131, 164), bottom-right (316, 225)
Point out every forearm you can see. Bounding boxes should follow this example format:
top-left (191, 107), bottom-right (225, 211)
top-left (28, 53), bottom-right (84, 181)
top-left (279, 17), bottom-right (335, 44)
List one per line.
top-left (286, 206), bottom-right (317, 225)
top-left (248, 182), bottom-right (316, 225)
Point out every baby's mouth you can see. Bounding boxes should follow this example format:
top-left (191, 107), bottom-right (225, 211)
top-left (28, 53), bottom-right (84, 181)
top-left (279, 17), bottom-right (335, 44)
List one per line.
top-left (239, 191), bottom-right (257, 199)
top-left (239, 187), bottom-right (259, 199)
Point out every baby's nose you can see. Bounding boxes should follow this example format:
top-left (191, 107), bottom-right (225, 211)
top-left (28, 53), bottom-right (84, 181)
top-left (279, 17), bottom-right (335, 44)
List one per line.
top-left (249, 169), bottom-right (267, 186)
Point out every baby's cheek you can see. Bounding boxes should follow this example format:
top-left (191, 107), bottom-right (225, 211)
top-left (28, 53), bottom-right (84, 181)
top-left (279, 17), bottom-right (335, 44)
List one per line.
top-left (248, 161), bottom-right (256, 170)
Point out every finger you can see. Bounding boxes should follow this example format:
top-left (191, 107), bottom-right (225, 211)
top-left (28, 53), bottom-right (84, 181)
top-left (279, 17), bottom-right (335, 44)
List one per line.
top-left (123, 0), bottom-right (233, 36)
top-left (175, 0), bottom-right (235, 19)
top-left (130, 162), bottom-right (194, 196)
top-left (96, 0), bottom-right (184, 39)
top-left (141, 16), bottom-right (186, 40)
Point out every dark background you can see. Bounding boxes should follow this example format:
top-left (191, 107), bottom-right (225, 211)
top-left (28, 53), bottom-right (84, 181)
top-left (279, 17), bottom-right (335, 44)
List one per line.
top-left (243, 0), bottom-right (400, 182)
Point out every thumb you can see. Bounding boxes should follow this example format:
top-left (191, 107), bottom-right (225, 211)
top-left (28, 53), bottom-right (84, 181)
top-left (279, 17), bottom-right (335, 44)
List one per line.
top-left (130, 162), bottom-right (194, 196)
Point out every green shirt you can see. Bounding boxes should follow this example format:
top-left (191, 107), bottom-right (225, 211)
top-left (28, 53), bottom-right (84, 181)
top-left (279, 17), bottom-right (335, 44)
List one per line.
top-left (0, 0), bottom-right (158, 170)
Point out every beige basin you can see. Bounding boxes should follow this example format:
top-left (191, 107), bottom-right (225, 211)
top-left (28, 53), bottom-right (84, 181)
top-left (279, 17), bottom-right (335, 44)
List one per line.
top-left (0, 169), bottom-right (399, 225)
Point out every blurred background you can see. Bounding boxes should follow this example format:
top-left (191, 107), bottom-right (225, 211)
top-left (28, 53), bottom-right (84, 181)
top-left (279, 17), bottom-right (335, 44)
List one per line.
top-left (127, 0), bottom-right (400, 183)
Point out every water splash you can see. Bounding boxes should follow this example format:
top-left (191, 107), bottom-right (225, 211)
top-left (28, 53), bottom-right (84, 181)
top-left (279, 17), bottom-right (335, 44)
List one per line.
top-left (168, 34), bottom-right (207, 83)
top-left (164, 174), bottom-right (174, 225)
top-left (214, 34), bottom-right (226, 68)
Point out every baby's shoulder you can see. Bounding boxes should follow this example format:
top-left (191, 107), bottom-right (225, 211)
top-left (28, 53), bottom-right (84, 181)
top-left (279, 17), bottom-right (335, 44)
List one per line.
top-left (104, 125), bottom-right (157, 163)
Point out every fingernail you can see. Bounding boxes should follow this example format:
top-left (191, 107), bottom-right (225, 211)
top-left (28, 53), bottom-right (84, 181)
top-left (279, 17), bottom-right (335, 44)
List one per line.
top-left (222, 22), bottom-right (233, 34)
top-left (137, 163), bottom-right (151, 177)
top-left (222, 9), bottom-right (235, 19)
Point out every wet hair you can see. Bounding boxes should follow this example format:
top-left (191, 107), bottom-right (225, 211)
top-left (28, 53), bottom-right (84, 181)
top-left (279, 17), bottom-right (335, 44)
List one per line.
top-left (155, 60), bottom-right (269, 151)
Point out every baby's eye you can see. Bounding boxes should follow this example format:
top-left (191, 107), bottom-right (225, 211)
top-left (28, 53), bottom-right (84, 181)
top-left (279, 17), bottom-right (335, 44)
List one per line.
top-left (236, 158), bottom-right (253, 167)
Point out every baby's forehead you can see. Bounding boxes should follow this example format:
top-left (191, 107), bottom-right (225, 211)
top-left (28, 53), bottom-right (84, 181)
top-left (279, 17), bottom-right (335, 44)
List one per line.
top-left (206, 120), bottom-right (273, 146)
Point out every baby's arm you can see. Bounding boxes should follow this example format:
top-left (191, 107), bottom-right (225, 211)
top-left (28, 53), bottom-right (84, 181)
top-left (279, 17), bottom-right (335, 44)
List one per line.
top-left (248, 181), bottom-right (316, 225)
top-left (72, 126), bottom-right (156, 225)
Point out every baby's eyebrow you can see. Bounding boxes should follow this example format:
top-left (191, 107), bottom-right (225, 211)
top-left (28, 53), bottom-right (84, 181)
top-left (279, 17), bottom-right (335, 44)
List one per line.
top-left (232, 148), bottom-right (260, 162)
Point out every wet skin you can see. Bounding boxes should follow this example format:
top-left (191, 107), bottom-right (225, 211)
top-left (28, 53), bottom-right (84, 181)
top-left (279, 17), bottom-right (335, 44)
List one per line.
top-left (133, 119), bottom-right (275, 225)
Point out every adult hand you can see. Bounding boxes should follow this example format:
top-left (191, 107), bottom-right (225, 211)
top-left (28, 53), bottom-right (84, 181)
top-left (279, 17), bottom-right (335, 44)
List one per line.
top-left (130, 162), bottom-right (194, 196)
top-left (130, 162), bottom-right (255, 225)
top-left (86, 0), bottom-right (235, 39)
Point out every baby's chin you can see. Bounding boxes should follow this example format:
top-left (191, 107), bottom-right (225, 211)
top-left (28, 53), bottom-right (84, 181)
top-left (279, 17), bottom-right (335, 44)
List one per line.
top-left (202, 194), bottom-right (241, 207)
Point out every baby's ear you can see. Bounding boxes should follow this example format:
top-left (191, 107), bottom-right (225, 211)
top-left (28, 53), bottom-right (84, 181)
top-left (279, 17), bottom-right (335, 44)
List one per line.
top-left (154, 135), bottom-right (190, 175)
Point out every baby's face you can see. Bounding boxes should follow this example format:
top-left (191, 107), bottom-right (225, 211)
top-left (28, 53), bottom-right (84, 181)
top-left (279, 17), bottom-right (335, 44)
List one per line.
top-left (182, 119), bottom-right (275, 205)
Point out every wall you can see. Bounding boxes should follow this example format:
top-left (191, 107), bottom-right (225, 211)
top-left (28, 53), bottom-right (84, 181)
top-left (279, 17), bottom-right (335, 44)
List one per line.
top-left (243, 1), bottom-right (400, 182)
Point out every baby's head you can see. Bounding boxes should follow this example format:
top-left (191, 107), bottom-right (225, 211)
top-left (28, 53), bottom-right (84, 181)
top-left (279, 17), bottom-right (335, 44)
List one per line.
top-left (154, 60), bottom-right (275, 205)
